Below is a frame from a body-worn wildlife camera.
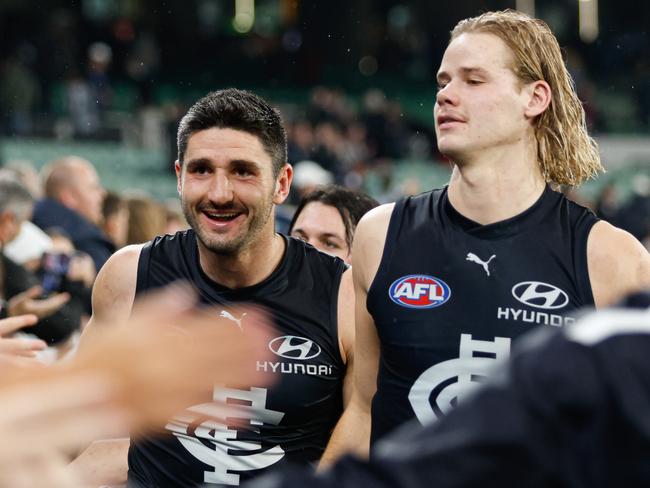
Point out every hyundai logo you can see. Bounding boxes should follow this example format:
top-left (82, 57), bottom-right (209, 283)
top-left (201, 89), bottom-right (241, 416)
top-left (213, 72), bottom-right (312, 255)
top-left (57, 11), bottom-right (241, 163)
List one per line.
top-left (269, 336), bottom-right (321, 360)
top-left (511, 281), bottom-right (569, 310)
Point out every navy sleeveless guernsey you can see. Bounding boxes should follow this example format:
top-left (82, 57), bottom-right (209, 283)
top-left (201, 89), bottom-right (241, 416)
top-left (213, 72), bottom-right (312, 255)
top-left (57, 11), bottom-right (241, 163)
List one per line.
top-left (367, 186), bottom-right (598, 444)
top-left (127, 230), bottom-right (347, 487)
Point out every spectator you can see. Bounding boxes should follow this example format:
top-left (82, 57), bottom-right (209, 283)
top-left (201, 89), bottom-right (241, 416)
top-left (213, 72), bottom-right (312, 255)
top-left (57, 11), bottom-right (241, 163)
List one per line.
top-left (289, 185), bottom-right (378, 264)
top-left (101, 191), bottom-right (130, 249)
top-left (0, 174), bottom-right (83, 346)
top-left (125, 195), bottom-right (167, 245)
top-left (32, 156), bottom-right (115, 272)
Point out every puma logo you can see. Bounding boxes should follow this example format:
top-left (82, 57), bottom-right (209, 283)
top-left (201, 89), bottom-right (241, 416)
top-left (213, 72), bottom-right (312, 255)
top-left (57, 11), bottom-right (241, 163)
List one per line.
top-left (219, 310), bottom-right (247, 330)
top-left (466, 253), bottom-right (496, 276)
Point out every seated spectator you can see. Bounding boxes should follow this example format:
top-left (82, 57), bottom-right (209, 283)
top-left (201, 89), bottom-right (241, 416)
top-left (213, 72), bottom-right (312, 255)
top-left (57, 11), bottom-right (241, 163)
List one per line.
top-left (101, 191), bottom-right (130, 249)
top-left (289, 185), bottom-right (378, 264)
top-left (32, 156), bottom-right (115, 271)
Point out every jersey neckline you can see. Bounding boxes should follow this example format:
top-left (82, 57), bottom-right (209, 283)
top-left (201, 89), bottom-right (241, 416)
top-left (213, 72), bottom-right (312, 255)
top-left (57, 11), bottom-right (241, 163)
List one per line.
top-left (190, 230), bottom-right (293, 297)
top-left (442, 184), bottom-right (557, 239)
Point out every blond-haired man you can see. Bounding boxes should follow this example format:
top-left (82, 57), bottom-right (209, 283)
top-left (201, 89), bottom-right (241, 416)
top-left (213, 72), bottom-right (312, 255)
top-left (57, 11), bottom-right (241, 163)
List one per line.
top-left (320, 10), bottom-right (650, 465)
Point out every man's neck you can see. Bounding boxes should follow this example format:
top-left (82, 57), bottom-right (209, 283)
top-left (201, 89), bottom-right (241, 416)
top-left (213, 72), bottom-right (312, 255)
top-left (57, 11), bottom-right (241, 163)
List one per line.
top-left (197, 230), bottom-right (286, 290)
top-left (446, 144), bottom-right (546, 225)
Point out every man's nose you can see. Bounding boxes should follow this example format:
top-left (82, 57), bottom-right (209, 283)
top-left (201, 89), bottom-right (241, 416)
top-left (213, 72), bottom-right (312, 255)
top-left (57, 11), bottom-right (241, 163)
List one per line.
top-left (436, 81), bottom-right (459, 106)
top-left (208, 171), bottom-right (234, 204)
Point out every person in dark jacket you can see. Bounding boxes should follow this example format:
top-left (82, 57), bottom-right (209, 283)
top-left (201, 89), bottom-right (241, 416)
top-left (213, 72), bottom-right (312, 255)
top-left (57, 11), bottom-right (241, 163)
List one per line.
top-left (32, 156), bottom-right (115, 272)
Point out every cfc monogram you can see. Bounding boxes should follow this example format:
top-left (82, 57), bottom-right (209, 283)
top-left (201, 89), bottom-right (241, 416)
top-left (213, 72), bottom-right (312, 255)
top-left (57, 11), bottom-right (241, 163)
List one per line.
top-left (167, 387), bottom-right (285, 486)
top-left (408, 334), bottom-right (511, 424)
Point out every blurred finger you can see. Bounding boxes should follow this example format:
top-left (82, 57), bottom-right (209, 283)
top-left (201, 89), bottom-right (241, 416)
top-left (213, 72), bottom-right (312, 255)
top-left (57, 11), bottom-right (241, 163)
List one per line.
top-left (0, 314), bottom-right (38, 336)
top-left (30, 292), bottom-right (71, 316)
top-left (0, 337), bottom-right (47, 356)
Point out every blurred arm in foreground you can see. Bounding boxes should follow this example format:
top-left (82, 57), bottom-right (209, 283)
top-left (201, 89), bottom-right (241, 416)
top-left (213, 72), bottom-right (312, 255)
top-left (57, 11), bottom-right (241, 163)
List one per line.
top-left (0, 285), bottom-right (273, 487)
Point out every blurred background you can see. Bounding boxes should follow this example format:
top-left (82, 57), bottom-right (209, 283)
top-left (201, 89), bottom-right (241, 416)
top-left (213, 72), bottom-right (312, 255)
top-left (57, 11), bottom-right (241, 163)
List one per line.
top-left (1, 0), bottom-right (649, 245)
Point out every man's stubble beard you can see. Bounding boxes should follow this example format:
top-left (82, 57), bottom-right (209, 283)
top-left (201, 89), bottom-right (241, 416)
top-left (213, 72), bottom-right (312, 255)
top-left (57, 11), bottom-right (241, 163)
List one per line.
top-left (181, 194), bottom-right (275, 256)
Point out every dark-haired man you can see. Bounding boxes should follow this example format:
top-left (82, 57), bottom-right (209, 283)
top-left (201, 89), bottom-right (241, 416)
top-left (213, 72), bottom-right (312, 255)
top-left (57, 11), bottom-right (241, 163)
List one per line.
top-left (73, 89), bottom-right (355, 487)
top-left (289, 185), bottom-right (378, 264)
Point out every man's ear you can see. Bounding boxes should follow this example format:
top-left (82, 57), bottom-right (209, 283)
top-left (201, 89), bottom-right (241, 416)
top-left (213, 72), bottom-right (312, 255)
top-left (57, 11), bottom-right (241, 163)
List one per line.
top-left (273, 164), bottom-right (293, 205)
top-left (175, 160), bottom-right (183, 195)
top-left (524, 80), bottom-right (552, 119)
top-left (58, 187), bottom-right (78, 210)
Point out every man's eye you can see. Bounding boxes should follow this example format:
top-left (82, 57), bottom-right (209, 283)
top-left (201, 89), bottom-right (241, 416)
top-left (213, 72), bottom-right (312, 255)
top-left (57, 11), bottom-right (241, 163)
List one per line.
top-left (325, 241), bottom-right (341, 250)
top-left (190, 165), bottom-right (210, 175)
top-left (234, 168), bottom-right (253, 177)
top-left (467, 79), bottom-right (483, 85)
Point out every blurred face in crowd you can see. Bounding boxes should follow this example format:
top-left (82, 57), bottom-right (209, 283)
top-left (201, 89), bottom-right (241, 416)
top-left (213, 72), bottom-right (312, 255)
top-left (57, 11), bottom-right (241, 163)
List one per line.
top-left (176, 127), bottom-right (291, 255)
top-left (434, 32), bottom-right (531, 162)
top-left (0, 204), bottom-right (32, 246)
top-left (68, 164), bottom-right (106, 225)
top-left (290, 202), bottom-right (350, 263)
top-left (103, 206), bottom-right (130, 248)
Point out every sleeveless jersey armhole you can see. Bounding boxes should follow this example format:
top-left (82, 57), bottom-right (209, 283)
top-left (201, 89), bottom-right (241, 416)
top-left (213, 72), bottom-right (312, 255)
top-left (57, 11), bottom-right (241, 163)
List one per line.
top-left (575, 214), bottom-right (600, 307)
top-left (329, 260), bottom-right (349, 369)
top-left (136, 241), bottom-right (153, 295)
top-left (367, 199), bottom-right (407, 300)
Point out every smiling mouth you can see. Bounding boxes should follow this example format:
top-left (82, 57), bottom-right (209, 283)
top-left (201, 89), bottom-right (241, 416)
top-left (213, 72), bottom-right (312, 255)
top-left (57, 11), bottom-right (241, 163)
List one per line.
top-left (201, 210), bottom-right (244, 222)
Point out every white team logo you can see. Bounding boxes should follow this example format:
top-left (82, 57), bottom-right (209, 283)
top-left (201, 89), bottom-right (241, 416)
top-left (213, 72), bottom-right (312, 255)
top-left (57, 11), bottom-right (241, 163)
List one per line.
top-left (268, 336), bottom-right (321, 360)
top-left (220, 310), bottom-right (247, 330)
top-left (512, 281), bottom-right (569, 309)
top-left (166, 386), bottom-right (285, 486)
top-left (408, 334), bottom-right (511, 424)
top-left (466, 252), bottom-right (496, 276)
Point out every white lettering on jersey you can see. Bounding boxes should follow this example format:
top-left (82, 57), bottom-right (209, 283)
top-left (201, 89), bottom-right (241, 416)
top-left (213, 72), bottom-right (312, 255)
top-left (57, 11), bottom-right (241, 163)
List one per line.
top-left (408, 334), bottom-right (511, 425)
top-left (166, 386), bottom-right (285, 486)
top-left (394, 282), bottom-right (445, 301)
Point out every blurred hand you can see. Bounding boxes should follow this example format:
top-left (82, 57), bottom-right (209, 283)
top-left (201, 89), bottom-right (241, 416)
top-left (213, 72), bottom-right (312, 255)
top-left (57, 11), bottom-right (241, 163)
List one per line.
top-left (67, 253), bottom-right (96, 288)
top-left (0, 284), bottom-right (275, 485)
top-left (7, 286), bottom-right (70, 319)
top-left (0, 314), bottom-right (46, 361)
top-left (74, 284), bottom-right (275, 429)
top-left (0, 372), bottom-right (126, 488)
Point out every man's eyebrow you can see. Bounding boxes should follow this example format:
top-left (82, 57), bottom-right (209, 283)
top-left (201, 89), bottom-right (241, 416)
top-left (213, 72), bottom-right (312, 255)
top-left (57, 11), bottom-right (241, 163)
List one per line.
top-left (460, 66), bottom-right (489, 76)
top-left (437, 67), bottom-right (489, 81)
top-left (185, 157), bottom-right (212, 167)
top-left (317, 232), bottom-right (345, 241)
top-left (184, 158), bottom-right (262, 168)
top-left (230, 159), bottom-right (262, 169)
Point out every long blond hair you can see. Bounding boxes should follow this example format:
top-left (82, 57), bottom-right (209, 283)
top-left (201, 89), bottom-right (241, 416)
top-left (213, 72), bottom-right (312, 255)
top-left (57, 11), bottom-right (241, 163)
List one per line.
top-left (451, 10), bottom-right (603, 186)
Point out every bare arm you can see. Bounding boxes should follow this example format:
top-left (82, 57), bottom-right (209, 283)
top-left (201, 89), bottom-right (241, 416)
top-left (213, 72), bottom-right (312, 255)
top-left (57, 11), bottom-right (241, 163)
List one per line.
top-left (318, 204), bottom-right (394, 468)
top-left (337, 268), bottom-right (355, 406)
top-left (588, 221), bottom-right (650, 308)
top-left (69, 245), bottom-right (142, 486)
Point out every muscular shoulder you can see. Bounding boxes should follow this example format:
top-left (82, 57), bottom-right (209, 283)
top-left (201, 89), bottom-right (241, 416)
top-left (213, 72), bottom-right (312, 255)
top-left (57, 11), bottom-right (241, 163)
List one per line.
top-left (587, 221), bottom-right (650, 307)
top-left (352, 203), bottom-right (395, 290)
top-left (91, 244), bottom-right (144, 323)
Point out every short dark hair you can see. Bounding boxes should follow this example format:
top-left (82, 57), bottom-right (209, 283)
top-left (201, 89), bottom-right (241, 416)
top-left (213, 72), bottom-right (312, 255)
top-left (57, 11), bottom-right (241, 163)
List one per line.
top-left (289, 185), bottom-right (379, 250)
top-left (177, 88), bottom-right (287, 177)
top-left (102, 191), bottom-right (127, 220)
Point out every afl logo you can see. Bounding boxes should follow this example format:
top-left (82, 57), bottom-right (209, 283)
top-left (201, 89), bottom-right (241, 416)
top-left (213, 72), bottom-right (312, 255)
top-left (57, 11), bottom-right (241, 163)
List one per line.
top-left (512, 281), bottom-right (569, 310)
top-left (269, 336), bottom-right (321, 360)
top-left (389, 274), bottom-right (451, 309)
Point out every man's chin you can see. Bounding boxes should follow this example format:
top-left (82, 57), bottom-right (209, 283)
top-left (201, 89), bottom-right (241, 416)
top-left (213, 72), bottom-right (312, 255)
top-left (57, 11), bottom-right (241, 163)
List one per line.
top-left (197, 232), bottom-right (246, 255)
